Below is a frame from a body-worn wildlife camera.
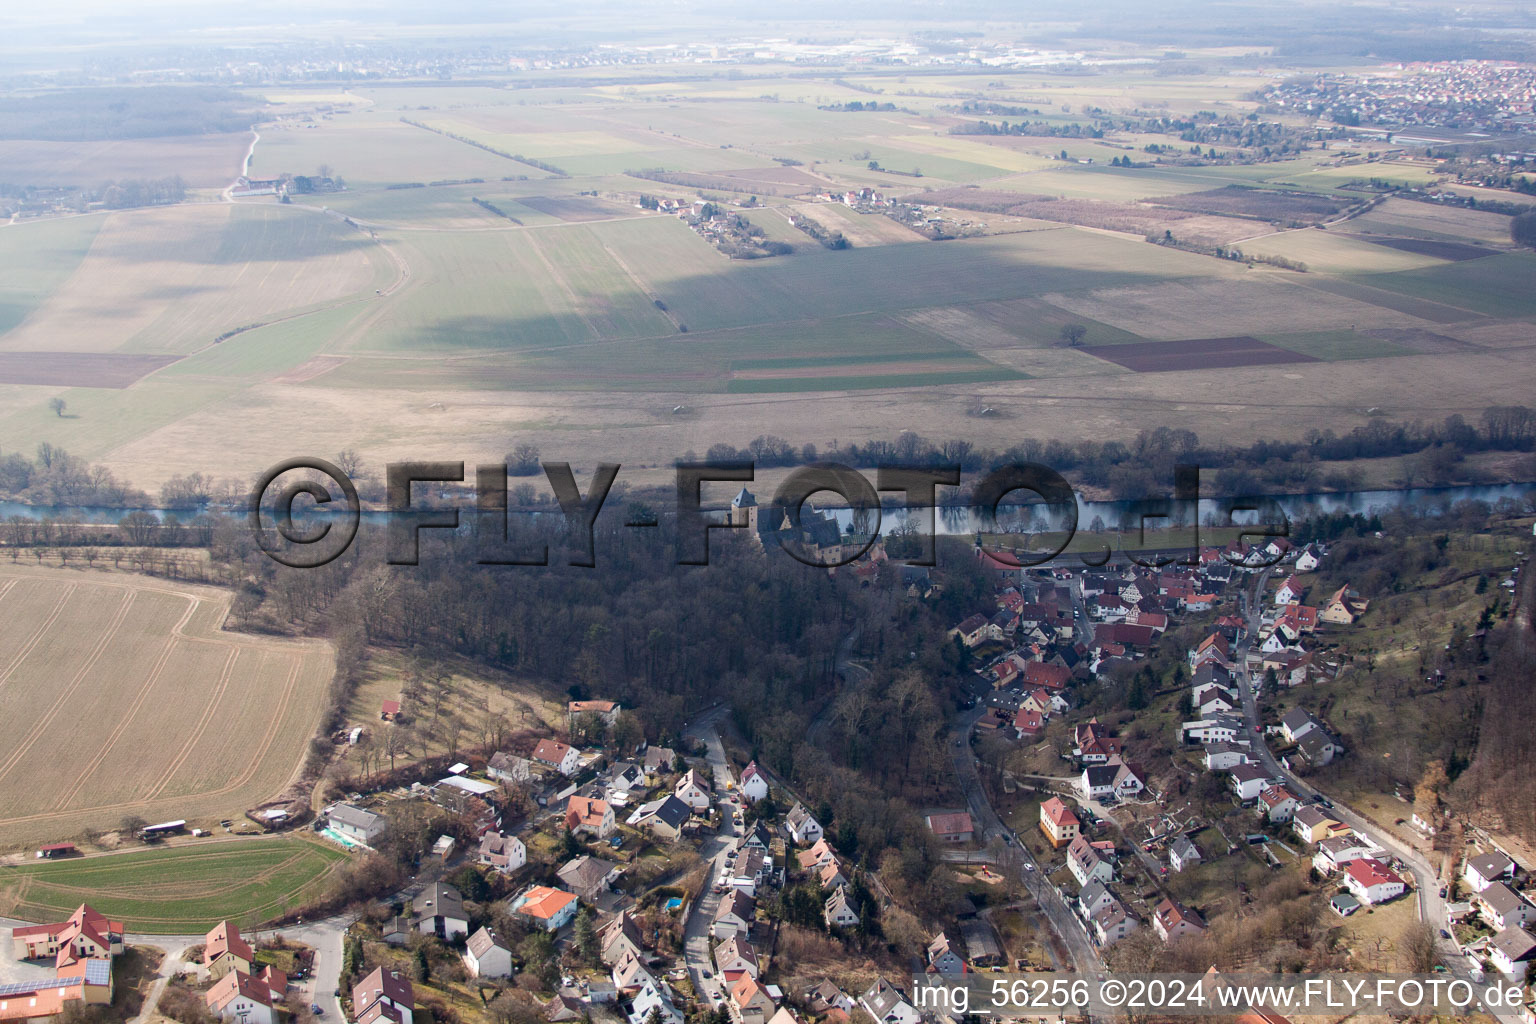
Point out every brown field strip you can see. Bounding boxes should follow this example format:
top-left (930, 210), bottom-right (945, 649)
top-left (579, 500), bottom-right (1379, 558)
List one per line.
top-left (0, 568), bottom-right (333, 849)
top-left (0, 352), bottom-right (180, 388)
top-left (1081, 336), bottom-right (1322, 372)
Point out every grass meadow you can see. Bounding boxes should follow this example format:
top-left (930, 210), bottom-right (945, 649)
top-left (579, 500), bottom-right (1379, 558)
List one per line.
top-left (0, 838), bottom-right (347, 932)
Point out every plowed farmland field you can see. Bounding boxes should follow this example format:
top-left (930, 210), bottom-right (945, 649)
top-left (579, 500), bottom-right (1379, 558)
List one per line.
top-left (0, 567), bottom-right (334, 850)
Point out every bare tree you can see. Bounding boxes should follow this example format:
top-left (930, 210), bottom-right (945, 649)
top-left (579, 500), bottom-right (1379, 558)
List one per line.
top-left (1059, 323), bottom-right (1088, 347)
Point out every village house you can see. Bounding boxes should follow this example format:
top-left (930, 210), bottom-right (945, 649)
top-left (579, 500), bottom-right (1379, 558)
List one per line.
top-left (824, 886), bottom-right (860, 929)
top-left (203, 921), bottom-right (255, 979)
top-left (1204, 741), bottom-right (1253, 772)
top-left (1293, 729), bottom-right (1344, 767)
top-left (738, 762), bottom-right (770, 802)
top-left (1274, 577), bottom-right (1304, 606)
top-left (566, 795), bottom-right (616, 839)
top-left (487, 752), bottom-right (534, 783)
top-left (600, 912), bottom-right (645, 966)
top-left (816, 860), bottom-right (848, 891)
top-left (1229, 764), bottom-right (1272, 803)
top-left (463, 927), bottom-right (513, 979)
top-left (1490, 927), bottom-right (1536, 981)
top-left (1292, 806), bottom-right (1348, 844)
top-left (568, 699), bottom-right (621, 730)
top-left (713, 890), bottom-right (755, 940)
top-left (1314, 836), bottom-right (1381, 875)
top-left (632, 795), bottom-right (693, 840)
top-left (1477, 883), bottom-right (1536, 932)
top-left (925, 812), bottom-right (974, 843)
top-left (4, 904), bottom-right (120, 1023)
top-left (1169, 836), bottom-right (1203, 873)
top-left (643, 746), bottom-right (678, 778)
top-left (1257, 785), bottom-right (1300, 823)
top-left (1342, 858), bottom-right (1407, 905)
top-left (513, 886), bottom-right (579, 932)
top-left (674, 768), bottom-right (712, 811)
top-left (532, 739), bottom-right (581, 776)
top-left (714, 935), bottom-right (760, 982)
top-left (413, 883), bottom-right (469, 940)
top-left (926, 932), bottom-right (966, 974)
top-left (1319, 585), bottom-right (1369, 625)
top-left (1090, 898), bottom-right (1137, 945)
top-left (1465, 851), bottom-right (1517, 892)
top-left (326, 803), bottom-right (386, 845)
top-left (797, 837), bottom-right (838, 871)
top-left (557, 855), bottom-right (622, 901)
top-left (1279, 708), bottom-right (1328, 745)
top-left (205, 967), bottom-right (285, 1024)
top-left (1040, 797), bottom-right (1080, 848)
top-left (785, 803), bottom-right (823, 844)
top-left (951, 614), bottom-right (991, 648)
top-left (1067, 836), bottom-right (1115, 887)
top-left (859, 978), bottom-right (921, 1024)
top-left (1078, 880), bottom-right (1117, 920)
top-left (478, 832), bottom-right (527, 873)
top-left (353, 968), bottom-right (415, 1024)
top-left (1153, 898), bottom-right (1206, 943)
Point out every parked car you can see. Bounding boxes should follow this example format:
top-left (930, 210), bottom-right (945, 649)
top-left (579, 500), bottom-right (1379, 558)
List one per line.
top-left (311, 1006), bottom-right (323, 1017)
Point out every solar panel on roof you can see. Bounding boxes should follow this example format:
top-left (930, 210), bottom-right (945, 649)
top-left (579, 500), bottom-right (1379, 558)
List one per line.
top-left (84, 960), bottom-right (111, 985)
top-left (0, 979), bottom-right (75, 998)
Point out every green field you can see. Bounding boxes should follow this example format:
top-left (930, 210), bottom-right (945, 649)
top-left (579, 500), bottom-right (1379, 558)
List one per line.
top-left (0, 838), bottom-right (347, 933)
top-left (1353, 253), bottom-right (1536, 318)
top-left (1259, 329), bottom-right (1413, 361)
top-left (0, 216), bottom-right (101, 334)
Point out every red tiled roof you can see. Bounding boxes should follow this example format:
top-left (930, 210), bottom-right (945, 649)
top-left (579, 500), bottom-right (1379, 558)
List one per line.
top-left (927, 812), bottom-right (974, 837)
top-left (1041, 797), bottom-right (1079, 829)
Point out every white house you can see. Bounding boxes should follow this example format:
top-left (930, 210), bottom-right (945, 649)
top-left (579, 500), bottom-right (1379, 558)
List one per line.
top-left (353, 969), bottom-right (415, 1024)
top-left (1314, 836), bottom-right (1380, 875)
top-left (1090, 899), bottom-right (1137, 946)
top-left (412, 883), bottom-right (469, 940)
top-left (785, 803), bottom-right (823, 844)
top-left (738, 762), bottom-right (769, 802)
top-left (859, 979), bottom-right (920, 1024)
top-left (1204, 742), bottom-right (1252, 772)
top-left (1274, 577), bottom-right (1303, 606)
top-left (1343, 858), bottom-right (1407, 905)
top-left (1067, 836), bottom-right (1114, 887)
top-left (477, 832), bottom-right (527, 873)
top-left (713, 890), bottom-right (755, 940)
top-left (1169, 836), bottom-right (1202, 873)
top-left (1229, 764), bottom-right (1271, 803)
top-left (675, 769), bottom-right (711, 812)
top-left (1257, 785), bottom-right (1299, 823)
top-left (1279, 708), bottom-right (1325, 745)
top-left (205, 970), bottom-right (279, 1024)
top-left (1465, 852), bottom-right (1517, 893)
top-left (464, 928), bottom-right (513, 979)
top-left (532, 739), bottom-right (580, 776)
top-left (824, 886), bottom-right (860, 929)
top-left (327, 804), bottom-right (386, 845)
top-left (1477, 883), bottom-right (1536, 932)
top-left (1490, 927), bottom-right (1536, 982)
